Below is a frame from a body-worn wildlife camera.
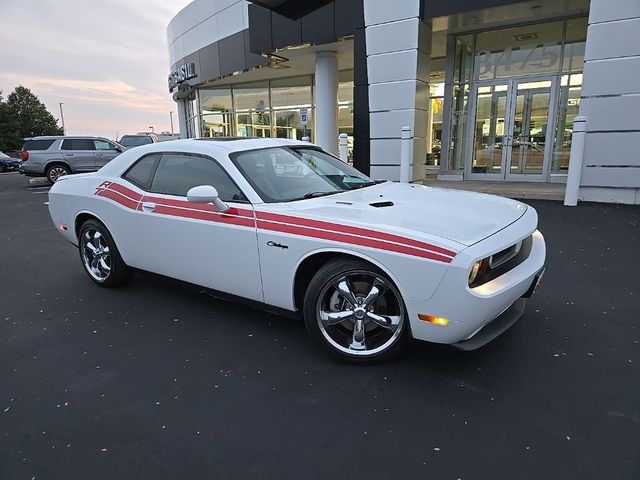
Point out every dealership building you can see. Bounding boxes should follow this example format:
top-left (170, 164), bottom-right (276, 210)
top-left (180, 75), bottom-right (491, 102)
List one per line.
top-left (167, 0), bottom-right (640, 204)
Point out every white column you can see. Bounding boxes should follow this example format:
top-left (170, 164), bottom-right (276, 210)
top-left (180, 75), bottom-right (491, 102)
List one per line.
top-left (176, 100), bottom-right (188, 139)
top-left (314, 51), bottom-right (339, 155)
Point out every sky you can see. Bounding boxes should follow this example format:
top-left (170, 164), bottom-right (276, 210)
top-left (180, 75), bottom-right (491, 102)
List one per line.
top-left (0, 0), bottom-right (192, 140)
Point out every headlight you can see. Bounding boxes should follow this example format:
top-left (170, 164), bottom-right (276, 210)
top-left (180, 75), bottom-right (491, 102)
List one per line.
top-left (468, 259), bottom-right (488, 286)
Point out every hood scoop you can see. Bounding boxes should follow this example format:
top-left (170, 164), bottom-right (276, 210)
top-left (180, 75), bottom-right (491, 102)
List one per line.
top-left (369, 201), bottom-right (394, 208)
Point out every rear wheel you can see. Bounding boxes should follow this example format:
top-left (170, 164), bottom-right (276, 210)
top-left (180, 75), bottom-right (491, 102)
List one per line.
top-left (46, 164), bottom-right (70, 184)
top-left (78, 219), bottom-right (133, 287)
top-left (303, 258), bottom-right (409, 364)
top-left (0, 164), bottom-right (6, 173)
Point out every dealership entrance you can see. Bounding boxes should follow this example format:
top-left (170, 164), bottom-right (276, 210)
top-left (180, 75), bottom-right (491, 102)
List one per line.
top-left (441, 17), bottom-right (587, 182)
top-left (467, 75), bottom-right (557, 181)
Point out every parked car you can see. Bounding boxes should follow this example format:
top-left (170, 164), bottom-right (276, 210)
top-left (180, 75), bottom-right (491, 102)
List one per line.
top-left (0, 152), bottom-right (21, 172)
top-left (19, 136), bottom-right (125, 184)
top-left (119, 133), bottom-right (159, 149)
top-left (48, 138), bottom-right (546, 363)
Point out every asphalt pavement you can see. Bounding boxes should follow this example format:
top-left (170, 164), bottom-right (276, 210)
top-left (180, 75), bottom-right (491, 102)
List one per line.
top-left (1, 171), bottom-right (639, 479)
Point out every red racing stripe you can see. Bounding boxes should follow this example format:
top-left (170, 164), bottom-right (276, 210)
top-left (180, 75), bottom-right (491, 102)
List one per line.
top-left (257, 219), bottom-right (453, 263)
top-left (97, 188), bottom-right (140, 210)
top-left (256, 211), bottom-right (456, 258)
top-left (95, 183), bottom-right (454, 262)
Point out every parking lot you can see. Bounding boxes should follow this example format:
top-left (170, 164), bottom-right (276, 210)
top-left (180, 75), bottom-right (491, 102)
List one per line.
top-left (1, 171), bottom-right (638, 479)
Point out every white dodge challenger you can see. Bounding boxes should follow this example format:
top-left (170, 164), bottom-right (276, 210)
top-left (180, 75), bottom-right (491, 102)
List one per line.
top-left (48, 138), bottom-right (545, 363)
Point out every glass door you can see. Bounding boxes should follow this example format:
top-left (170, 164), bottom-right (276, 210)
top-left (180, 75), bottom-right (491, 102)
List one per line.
top-left (468, 81), bottom-right (510, 177)
top-left (505, 78), bottom-right (556, 180)
top-left (466, 76), bottom-right (557, 181)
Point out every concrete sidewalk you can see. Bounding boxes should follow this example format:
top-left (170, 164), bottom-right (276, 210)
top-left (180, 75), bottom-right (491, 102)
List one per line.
top-left (423, 178), bottom-right (566, 201)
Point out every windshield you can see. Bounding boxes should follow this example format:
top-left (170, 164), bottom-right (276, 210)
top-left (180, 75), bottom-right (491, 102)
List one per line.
top-left (120, 136), bottom-right (153, 147)
top-left (231, 146), bottom-right (377, 203)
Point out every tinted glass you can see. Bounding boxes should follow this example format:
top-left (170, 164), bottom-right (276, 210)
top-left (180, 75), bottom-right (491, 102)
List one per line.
top-left (150, 154), bottom-right (244, 202)
top-left (123, 154), bottom-right (159, 189)
top-left (232, 147), bottom-right (371, 203)
top-left (24, 139), bottom-right (55, 151)
top-left (120, 136), bottom-right (153, 147)
top-left (61, 139), bottom-right (95, 151)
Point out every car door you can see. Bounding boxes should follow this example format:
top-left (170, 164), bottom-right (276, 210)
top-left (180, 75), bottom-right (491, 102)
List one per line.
top-left (121, 151), bottom-right (263, 301)
top-left (60, 138), bottom-right (96, 172)
top-left (94, 139), bottom-right (120, 168)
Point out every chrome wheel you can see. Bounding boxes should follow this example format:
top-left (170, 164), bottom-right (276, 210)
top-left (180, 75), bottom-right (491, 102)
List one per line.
top-left (80, 228), bottom-right (111, 282)
top-left (47, 166), bottom-right (68, 183)
top-left (315, 270), bottom-right (405, 357)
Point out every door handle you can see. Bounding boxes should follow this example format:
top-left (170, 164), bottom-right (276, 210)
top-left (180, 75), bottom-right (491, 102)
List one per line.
top-left (64, 153), bottom-right (74, 156)
top-left (141, 202), bottom-right (156, 212)
top-left (96, 153), bottom-right (104, 156)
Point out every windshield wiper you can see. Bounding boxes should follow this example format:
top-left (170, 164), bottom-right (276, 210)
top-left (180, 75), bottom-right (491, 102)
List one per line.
top-left (347, 179), bottom-right (387, 190)
top-left (291, 191), bottom-right (342, 201)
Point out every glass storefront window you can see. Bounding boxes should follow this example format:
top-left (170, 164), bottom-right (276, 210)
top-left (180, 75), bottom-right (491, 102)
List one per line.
top-left (449, 85), bottom-right (469, 171)
top-left (271, 76), bottom-right (312, 109)
top-left (563, 17), bottom-right (587, 73)
top-left (236, 112), bottom-right (271, 138)
top-left (454, 35), bottom-right (473, 84)
top-left (199, 88), bottom-right (232, 137)
top-left (233, 82), bottom-right (270, 112)
top-left (427, 82), bottom-right (445, 166)
top-left (338, 72), bottom-right (354, 161)
top-left (552, 73), bottom-right (582, 172)
top-left (474, 22), bottom-right (563, 80)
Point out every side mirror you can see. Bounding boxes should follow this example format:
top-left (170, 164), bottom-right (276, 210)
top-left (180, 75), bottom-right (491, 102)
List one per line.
top-left (115, 147), bottom-right (123, 153)
top-left (187, 185), bottom-right (230, 212)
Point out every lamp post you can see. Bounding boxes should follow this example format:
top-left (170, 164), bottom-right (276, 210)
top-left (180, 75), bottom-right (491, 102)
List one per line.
top-left (59, 103), bottom-right (66, 135)
top-left (148, 126), bottom-right (154, 133)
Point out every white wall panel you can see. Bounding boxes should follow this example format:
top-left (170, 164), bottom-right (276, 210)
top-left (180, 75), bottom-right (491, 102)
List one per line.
top-left (370, 166), bottom-right (401, 181)
top-left (582, 57), bottom-right (640, 97)
top-left (584, 18), bottom-right (640, 60)
top-left (363, 0), bottom-right (420, 26)
top-left (367, 50), bottom-right (418, 84)
top-left (580, 95), bottom-right (640, 131)
top-left (369, 80), bottom-right (428, 112)
top-left (370, 109), bottom-right (428, 139)
top-left (589, 0), bottom-right (640, 23)
top-left (584, 132), bottom-right (640, 167)
top-left (365, 18), bottom-right (419, 56)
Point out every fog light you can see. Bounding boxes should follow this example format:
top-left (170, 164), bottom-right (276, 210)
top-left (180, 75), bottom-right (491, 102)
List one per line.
top-left (418, 314), bottom-right (449, 326)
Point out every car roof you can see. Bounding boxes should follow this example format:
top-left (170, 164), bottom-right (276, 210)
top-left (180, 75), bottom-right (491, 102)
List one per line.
top-left (161, 137), bottom-right (309, 153)
top-left (28, 136), bottom-right (111, 140)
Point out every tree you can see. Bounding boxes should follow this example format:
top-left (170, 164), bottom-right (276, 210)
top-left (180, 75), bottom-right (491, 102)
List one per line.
top-left (0, 86), bottom-right (63, 151)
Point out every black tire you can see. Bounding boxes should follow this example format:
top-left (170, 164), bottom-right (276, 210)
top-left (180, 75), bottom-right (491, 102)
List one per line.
top-left (78, 219), bottom-right (133, 288)
top-left (0, 164), bottom-right (6, 173)
top-left (303, 258), bottom-right (409, 364)
top-left (46, 164), bottom-right (70, 184)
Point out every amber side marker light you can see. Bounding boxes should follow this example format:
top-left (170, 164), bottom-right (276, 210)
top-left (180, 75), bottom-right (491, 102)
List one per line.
top-left (418, 314), bottom-right (449, 326)
top-left (58, 224), bottom-right (68, 231)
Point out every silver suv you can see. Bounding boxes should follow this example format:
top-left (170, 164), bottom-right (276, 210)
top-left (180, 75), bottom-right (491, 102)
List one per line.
top-left (19, 136), bottom-right (124, 183)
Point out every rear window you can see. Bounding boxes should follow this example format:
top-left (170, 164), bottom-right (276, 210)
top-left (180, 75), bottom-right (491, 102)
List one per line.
top-left (120, 136), bottom-right (153, 147)
top-left (24, 139), bottom-right (55, 151)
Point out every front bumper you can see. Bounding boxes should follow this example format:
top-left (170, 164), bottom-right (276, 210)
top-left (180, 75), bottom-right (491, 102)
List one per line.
top-left (405, 207), bottom-right (546, 347)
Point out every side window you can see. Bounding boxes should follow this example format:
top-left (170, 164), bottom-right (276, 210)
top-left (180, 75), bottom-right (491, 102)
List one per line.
top-left (95, 140), bottom-right (112, 151)
top-left (150, 153), bottom-right (245, 202)
top-left (122, 154), bottom-right (160, 190)
top-left (61, 139), bottom-right (96, 151)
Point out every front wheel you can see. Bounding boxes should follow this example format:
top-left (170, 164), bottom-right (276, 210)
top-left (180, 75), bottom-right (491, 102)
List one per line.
top-left (78, 219), bottom-right (133, 287)
top-left (303, 258), bottom-right (409, 364)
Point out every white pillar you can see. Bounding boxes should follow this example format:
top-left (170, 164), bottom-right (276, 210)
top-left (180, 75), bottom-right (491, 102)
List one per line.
top-left (564, 116), bottom-right (587, 206)
top-left (176, 100), bottom-right (188, 139)
top-left (315, 51), bottom-right (338, 155)
top-left (400, 126), bottom-right (412, 183)
top-left (338, 133), bottom-right (348, 162)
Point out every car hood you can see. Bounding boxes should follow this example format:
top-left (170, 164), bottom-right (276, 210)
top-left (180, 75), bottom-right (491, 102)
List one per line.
top-left (285, 182), bottom-right (527, 247)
